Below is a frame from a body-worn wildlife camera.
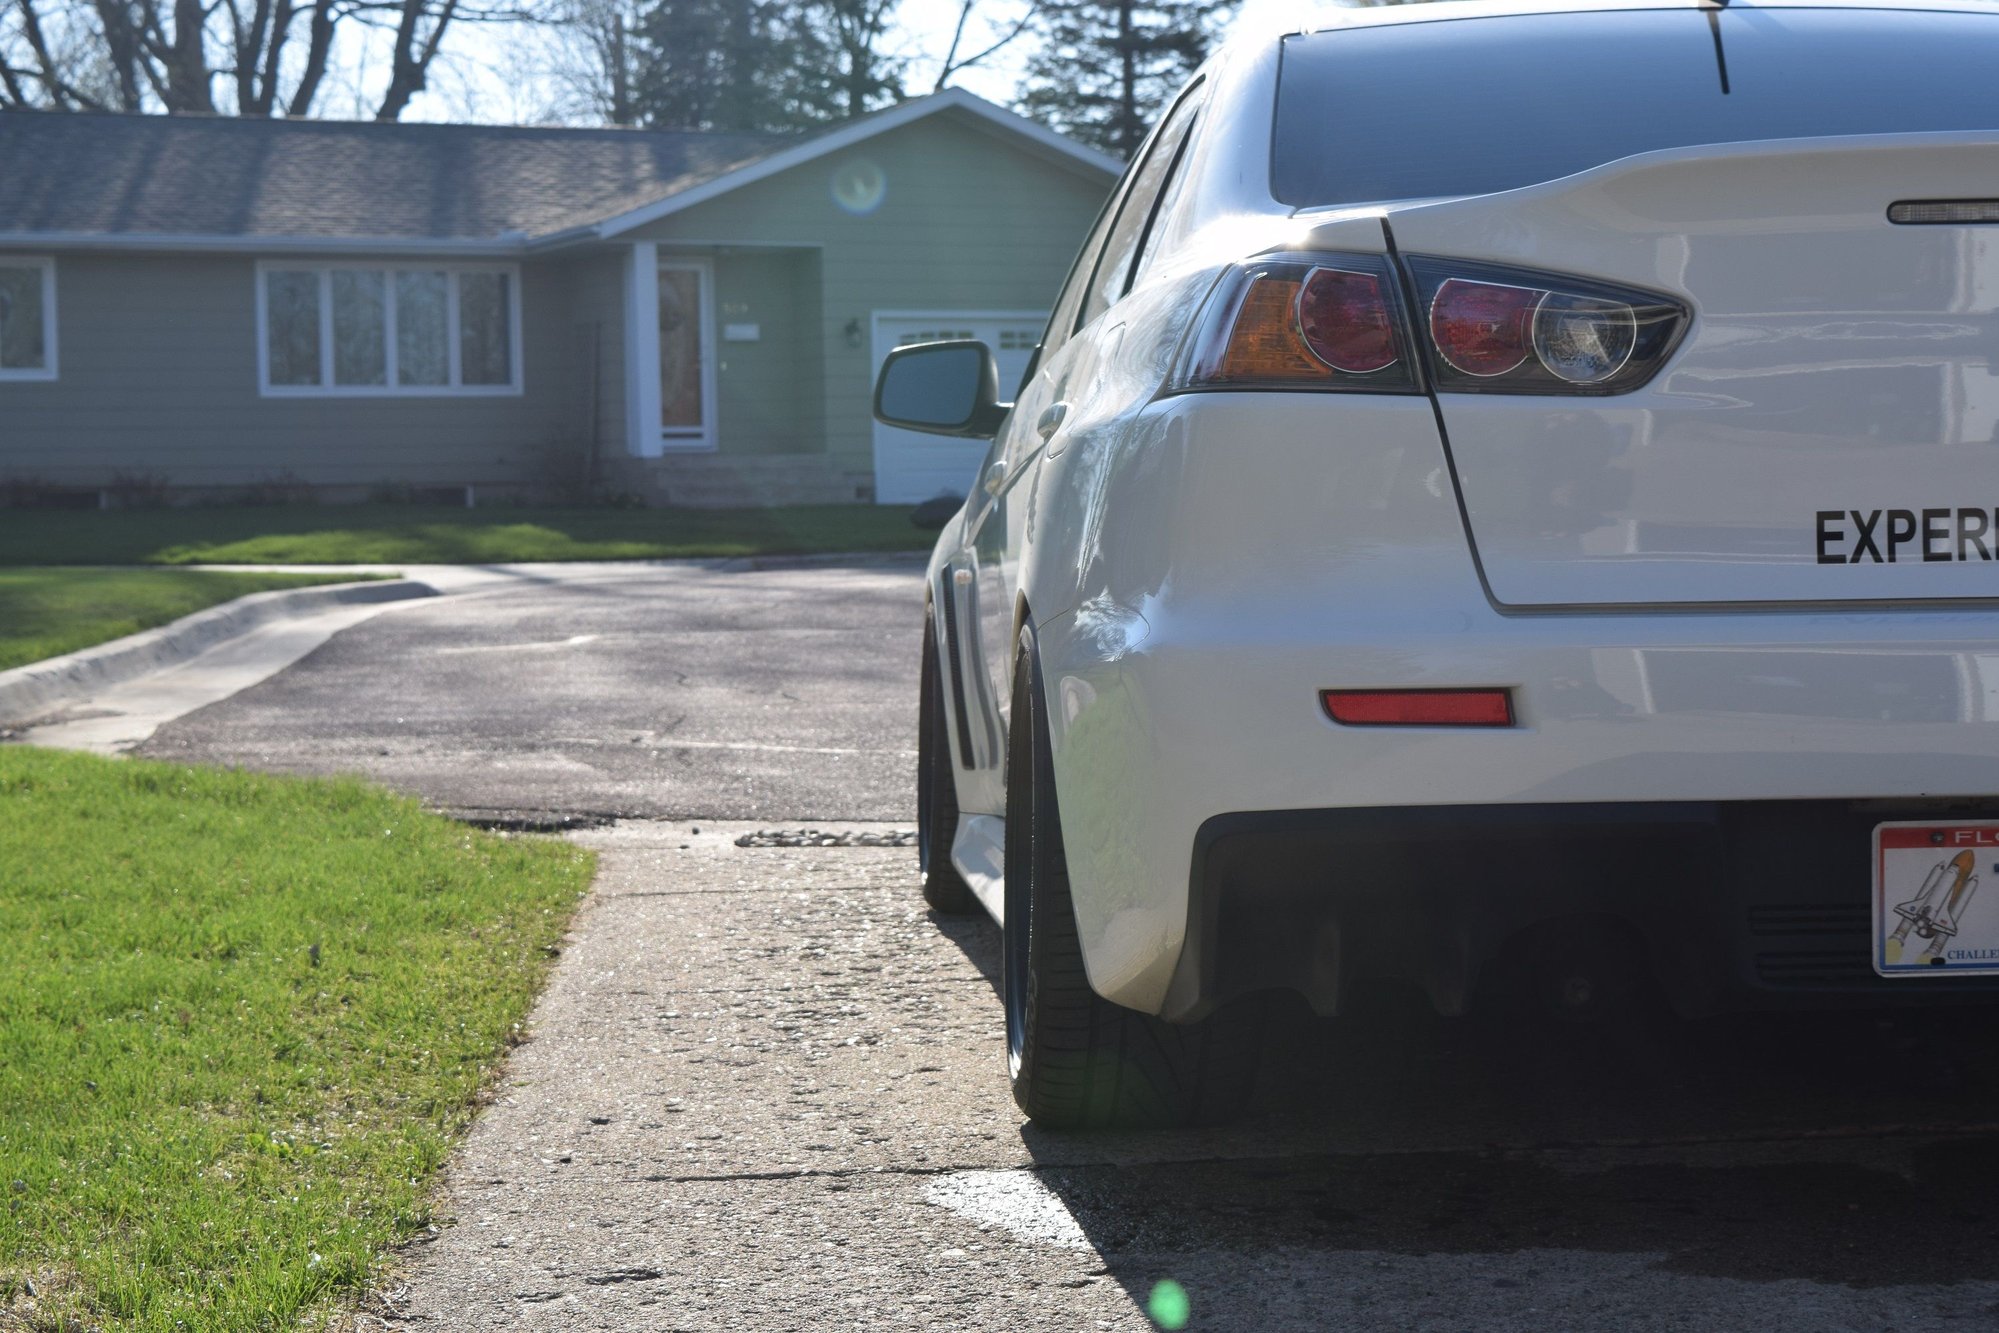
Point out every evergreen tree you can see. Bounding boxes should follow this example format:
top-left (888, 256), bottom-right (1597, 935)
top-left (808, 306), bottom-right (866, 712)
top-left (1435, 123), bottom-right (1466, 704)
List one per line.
top-left (810, 0), bottom-right (904, 121)
top-left (630, 0), bottom-right (834, 131)
top-left (1018, 0), bottom-right (1233, 157)
top-left (629, 0), bottom-right (905, 132)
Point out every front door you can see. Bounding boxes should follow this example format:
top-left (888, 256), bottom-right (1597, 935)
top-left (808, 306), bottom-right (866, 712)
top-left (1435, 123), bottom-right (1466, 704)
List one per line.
top-left (871, 312), bottom-right (1043, 505)
top-left (658, 259), bottom-right (714, 450)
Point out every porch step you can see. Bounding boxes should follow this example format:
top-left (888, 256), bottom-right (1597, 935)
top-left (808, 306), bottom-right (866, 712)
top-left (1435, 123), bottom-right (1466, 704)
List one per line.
top-left (598, 454), bottom-right (873, 508)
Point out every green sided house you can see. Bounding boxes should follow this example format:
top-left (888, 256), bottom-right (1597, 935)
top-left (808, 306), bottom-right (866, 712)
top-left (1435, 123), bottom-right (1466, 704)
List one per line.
top-left (0, 90), bottom-right (1117, 506)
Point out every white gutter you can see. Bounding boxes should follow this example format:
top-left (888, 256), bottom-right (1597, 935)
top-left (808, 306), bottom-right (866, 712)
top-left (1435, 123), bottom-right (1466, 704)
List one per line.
top-left (0, 231), bottom-right (530, 256)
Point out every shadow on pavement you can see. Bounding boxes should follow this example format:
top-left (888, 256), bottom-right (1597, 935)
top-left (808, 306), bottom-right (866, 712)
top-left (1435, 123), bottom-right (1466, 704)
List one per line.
top-left (933, 909), bottom-right (1999, 1321)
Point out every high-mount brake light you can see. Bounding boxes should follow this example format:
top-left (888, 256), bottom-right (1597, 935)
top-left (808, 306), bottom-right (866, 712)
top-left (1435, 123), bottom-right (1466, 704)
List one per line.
top-left (1167, 255), bottom-right (1685, 399)
top-left (1171, 253), bottom-right (1418, 394)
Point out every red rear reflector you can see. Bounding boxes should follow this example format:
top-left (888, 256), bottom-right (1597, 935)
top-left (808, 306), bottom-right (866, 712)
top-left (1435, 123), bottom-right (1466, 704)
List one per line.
top-left (1321, 689), bottom-right (1515, 727)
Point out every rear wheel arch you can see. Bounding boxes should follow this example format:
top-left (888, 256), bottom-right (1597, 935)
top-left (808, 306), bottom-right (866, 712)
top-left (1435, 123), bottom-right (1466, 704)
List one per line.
top-left (1002, 617), bottom-right (1261, 1128)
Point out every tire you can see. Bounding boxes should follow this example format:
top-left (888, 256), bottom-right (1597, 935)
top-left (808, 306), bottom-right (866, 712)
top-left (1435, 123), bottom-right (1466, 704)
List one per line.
top-left (918, 612), bottom-right (979, 915)
top-left (1003, 622), bottom-right (1261, 1129)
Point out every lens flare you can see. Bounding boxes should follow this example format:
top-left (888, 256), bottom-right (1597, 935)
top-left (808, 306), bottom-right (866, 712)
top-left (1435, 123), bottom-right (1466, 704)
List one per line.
top-left (1147, 1278), bottom-right (1191, 1329)
top-left (831, 159), bottom-right (887, 215)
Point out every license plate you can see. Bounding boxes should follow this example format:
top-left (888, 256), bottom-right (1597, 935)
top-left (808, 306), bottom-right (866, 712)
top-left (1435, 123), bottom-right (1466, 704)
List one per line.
top-left (1874, 821), bottom-right (1999, 978)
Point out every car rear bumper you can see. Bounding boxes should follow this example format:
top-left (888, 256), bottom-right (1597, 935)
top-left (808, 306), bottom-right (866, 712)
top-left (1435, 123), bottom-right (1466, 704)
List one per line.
top-left (1156, 800), bottom-right (1999, 1022)
top-left (1023, 393), bottom-right (1999, 1016)
top-left (1036, 600), bottom-right (1999, 1016)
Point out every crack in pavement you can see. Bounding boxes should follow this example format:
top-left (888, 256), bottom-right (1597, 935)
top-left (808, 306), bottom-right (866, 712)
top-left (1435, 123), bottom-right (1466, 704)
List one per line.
top-left (617, 1123), bottom-right (1999, 1188)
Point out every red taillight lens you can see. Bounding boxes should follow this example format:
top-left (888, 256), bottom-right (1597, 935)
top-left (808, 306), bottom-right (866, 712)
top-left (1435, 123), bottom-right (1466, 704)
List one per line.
top-left (1321, 689), bottom-right (1515, 727)
top-left (1428, 279), bottom-right (1536, 378)
top-left (1298, 268), bottom-right (1398, 374)
top-left (1172, 253), bottom-right (1417, 394)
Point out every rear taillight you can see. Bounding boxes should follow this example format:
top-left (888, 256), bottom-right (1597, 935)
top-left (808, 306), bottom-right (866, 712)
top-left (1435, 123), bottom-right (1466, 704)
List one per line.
top-left (1171, 253), bottom-right (1419, 393)
top-left (1405, 258), bottom-right (1684, 395)
top-left (1170, 254), bottom-right (1684, 397)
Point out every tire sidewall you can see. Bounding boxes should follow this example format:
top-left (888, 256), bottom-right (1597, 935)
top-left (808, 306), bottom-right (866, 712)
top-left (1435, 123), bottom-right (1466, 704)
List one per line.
top-left (917, 614), bottom-right (945, 881)
top-left (1002, 627), bottom-right (1038, 1081)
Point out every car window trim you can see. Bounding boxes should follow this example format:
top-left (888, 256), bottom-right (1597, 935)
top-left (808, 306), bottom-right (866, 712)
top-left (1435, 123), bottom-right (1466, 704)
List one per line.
top-left (1073, 76), bottom-right (1209, 337)
top-left (1121, 105), bottom-right (1202, 300)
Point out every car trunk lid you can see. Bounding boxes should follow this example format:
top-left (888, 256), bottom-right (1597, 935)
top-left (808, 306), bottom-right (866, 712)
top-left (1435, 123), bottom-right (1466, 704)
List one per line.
top-left (1386, 132), bottom-right (1999, 608)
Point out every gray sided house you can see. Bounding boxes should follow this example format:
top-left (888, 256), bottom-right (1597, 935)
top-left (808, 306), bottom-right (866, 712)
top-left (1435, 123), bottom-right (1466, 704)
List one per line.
top-left (0, 92), bottom-right (1117, 506)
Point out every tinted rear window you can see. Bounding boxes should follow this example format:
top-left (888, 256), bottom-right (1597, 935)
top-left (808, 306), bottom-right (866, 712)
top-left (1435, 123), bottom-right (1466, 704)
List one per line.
top-left (1273, 9), bottom-right (1999, 206)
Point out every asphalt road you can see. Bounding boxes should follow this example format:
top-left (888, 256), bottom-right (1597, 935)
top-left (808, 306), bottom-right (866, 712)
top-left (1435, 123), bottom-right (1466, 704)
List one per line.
top-left (140, 560), bottom-right (1999, 1330)
top-left (142, 560), bottom-right (921, 823)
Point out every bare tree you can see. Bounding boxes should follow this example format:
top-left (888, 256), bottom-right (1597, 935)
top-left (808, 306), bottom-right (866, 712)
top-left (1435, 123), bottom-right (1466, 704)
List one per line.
top-left (538, 0), bottom-right (636, 123)
top-left (932, 0), bottom-right (1033, 93)
top-left (152, 0), bottom-right (218, 110)
top-left (373, 0), bottom-right (456, 118)
top-left (0, 0), bottom-right (518, 118)
top-left (3, 0), bottom-right (102, 106)
top-left (218, 0), bottom-right (339, 114)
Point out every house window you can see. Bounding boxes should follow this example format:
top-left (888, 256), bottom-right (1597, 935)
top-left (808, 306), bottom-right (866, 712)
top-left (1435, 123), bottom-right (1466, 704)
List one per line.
top-left (0, 257), bottom-right (56, 381)
top-left (258, 263), bottom-right (520, 395)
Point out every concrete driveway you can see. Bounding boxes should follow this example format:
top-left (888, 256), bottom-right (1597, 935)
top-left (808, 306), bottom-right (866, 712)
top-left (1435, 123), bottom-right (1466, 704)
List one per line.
top-left (130, 560), bottom-right (1999, 1330)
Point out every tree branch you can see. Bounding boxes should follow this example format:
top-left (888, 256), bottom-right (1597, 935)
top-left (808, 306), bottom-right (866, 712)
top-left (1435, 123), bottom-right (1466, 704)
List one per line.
top-left (283, 0), bottom-right (333, 112)
top-left (935, 0), bottom-right (1034, 91)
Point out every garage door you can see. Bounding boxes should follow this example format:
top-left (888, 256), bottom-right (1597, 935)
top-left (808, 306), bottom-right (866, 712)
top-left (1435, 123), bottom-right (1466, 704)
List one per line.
top-left (872, 312), bottom-right (1044, 505)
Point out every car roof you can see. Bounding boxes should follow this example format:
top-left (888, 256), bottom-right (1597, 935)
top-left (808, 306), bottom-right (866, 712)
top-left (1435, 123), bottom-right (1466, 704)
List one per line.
top-left (1246, 0), bottom-right (1999, 43)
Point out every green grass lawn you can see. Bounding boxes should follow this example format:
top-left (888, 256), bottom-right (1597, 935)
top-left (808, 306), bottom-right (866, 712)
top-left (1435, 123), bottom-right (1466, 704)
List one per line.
top-left (0, 748), bottom-right (595, 1330)
top-left (0, 569), bottom-right (381, 673)
top-left (0, 503), bottom-right (934, 567)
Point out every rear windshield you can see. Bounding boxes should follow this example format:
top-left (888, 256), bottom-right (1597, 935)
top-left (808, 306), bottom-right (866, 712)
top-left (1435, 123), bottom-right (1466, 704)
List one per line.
top-left (1273, 9), bottom-right (1999, 206)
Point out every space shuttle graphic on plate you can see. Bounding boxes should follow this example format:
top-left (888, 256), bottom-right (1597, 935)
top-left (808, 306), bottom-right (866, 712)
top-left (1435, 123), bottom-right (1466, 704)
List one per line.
top-left (1887, 850), bottom-right (1980, 964)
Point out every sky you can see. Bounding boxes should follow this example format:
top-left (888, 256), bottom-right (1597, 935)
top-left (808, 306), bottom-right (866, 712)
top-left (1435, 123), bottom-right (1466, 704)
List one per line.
top-left (365, 0), bottom-right (1310, 126)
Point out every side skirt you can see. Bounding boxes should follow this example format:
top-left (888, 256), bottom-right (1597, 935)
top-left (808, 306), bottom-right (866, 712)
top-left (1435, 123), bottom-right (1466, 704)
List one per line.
top-left (951, 813), bottom-right (1007, 924)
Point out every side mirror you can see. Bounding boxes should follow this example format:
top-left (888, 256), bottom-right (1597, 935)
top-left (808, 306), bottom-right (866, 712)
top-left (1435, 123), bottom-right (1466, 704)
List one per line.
top-left (873, 340), bottom-right (1011, 439)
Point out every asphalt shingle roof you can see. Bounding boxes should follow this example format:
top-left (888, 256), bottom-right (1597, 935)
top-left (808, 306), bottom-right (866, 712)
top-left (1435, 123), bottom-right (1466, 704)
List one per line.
top-left (0, 112), bottom-right (788, 242)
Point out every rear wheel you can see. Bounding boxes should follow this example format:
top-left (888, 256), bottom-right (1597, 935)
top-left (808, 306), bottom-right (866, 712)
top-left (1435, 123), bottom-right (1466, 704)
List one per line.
top-left (918, 613), bottom-right (978, 916)
top-left (1003, 622), bottom-right (1260, 1129)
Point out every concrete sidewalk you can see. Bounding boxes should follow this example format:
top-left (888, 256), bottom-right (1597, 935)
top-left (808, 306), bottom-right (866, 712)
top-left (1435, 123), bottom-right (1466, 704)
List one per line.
top-left (359, 821), bottom-right (1999, 1331)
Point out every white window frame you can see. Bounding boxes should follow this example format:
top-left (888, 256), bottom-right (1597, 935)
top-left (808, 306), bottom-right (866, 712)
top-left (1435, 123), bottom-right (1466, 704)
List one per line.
top-left (626, 244), bottom-right (718, 455)
top-left (0, 256), bottom-right (58, 382)
top-left (255, 260), bottom-right (524, 398)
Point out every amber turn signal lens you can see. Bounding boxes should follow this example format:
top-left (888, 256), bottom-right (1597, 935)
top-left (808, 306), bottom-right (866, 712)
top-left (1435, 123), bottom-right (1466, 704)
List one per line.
top-left (1321, 689), bottom-right (1515, 727)
top-left (1216, 276), bottom-right (1327, 383)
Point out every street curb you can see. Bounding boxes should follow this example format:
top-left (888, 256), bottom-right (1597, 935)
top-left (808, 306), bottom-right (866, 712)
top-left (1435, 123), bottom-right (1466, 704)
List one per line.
top-left (0, 578), bottom-right (437, 726)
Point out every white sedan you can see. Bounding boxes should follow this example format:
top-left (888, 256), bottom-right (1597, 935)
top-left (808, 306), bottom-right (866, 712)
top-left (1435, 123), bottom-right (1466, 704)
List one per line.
top-left (875, 0), bottom-right (1999, 1128)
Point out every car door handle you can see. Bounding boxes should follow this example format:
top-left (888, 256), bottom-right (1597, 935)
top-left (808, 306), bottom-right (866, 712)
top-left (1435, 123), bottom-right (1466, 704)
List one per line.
top-left (983, 459), bottom-right (1008, 496)
top-left (1036, 401), bottom-right (1069, 441)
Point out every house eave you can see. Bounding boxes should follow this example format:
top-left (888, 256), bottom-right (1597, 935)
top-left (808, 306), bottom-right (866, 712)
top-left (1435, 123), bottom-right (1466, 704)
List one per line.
top-left (589, 88), bottom-right (1123, 241)
top-left (0, 231), bottom-right (529, 256)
